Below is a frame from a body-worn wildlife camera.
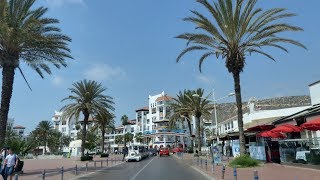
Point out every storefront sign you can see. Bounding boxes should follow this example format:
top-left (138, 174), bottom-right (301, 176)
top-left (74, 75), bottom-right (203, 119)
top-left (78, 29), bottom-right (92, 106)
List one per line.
top-left (232, 140), bottom-right (241, 157)
top-left (249, 146), bottom-right (266, 160)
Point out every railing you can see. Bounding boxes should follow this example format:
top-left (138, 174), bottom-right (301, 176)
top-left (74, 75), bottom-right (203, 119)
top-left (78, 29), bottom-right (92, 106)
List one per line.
top-left (14, 157), bottom-right (123, 180)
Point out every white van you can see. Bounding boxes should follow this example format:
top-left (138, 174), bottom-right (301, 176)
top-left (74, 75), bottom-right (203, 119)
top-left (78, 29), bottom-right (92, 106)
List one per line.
top-left (125, 145), bottom-right (149, 162)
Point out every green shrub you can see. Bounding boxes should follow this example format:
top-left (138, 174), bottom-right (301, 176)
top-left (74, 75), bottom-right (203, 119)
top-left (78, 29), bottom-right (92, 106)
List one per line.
top-left (80, 156), bottom-right (93, 161)
top-left (229, 155), bottom-right (260, 168)
top-left (101, 153), bottom-right (109, 158)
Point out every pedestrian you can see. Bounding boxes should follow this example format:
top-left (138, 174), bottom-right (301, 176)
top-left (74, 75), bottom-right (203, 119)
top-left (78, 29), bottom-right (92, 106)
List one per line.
top-left (0, 148), bottom-right (8, 179)
top-left (122, 145), bottom-right (128, 161)
top-left (2, 148), bottom-right (18, 180)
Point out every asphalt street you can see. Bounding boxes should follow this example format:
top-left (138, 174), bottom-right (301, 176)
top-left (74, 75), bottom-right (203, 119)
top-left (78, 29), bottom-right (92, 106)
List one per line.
top-left (77, 155), bottom-right (209, 180)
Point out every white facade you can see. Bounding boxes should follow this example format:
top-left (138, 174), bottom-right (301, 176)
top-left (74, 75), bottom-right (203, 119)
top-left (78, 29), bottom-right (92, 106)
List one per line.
top-left (7, 118), bottom-right (14, 130)
top-left (218, 100), bottom-right (311, 135)
top-left (105, 92), bottom-right (188, 152)
top-left (52, 111), bottom-right (78, 140)
top-left (309, 81), bottom-right (320, 106)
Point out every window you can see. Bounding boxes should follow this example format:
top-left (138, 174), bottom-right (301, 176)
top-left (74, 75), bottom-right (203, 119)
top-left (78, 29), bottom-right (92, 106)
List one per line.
top-left (62, 127), bottom-right (66, 132)
top-left (225, 124), bottom-right (227, 131)
top-left (227, 122), bottom-right (230, 129)
top-left (147, 126), bottom-right (150, 130)
top-left (147, 119), bottom-right (150, 124)
top-left (62, 120), bottom-right (66, 125)
top-left (131, 127), bottom-right (134, 132)
top-left (231, 121), bottom-right (234, 129)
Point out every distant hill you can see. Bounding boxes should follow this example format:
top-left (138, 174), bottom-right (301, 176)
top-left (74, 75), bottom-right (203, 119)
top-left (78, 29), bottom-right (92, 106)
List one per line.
top-left (211, 95), bottom-right (311, 123)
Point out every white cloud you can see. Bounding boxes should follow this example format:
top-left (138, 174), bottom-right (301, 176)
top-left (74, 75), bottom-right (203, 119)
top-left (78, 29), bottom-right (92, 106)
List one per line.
top-left (45, 0), bottom-right (85, 7)
top-left (52, 76), bottom-right (64, 86)
top-left (195, 74), bottom-right (214, 85)
top-left (84, 64), bottom-right (126, 82)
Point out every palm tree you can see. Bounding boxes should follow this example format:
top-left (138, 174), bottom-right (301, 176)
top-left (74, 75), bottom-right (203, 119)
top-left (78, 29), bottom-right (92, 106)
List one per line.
top-left (92, 111), bottom-right (115, 152)
top-left (169, 90), bottom-right (195, 151)
top-left (176, 0), bottom-right (306, 154)
top-left (34, 121), bottom-right (53, 153)
top-left (0, 0), bottom-right (72, 146)
top-left (185, 88), bottom-right (213, 152)
top-left (121, 115), bottom-right (129, 146)
top-left (135, 132), bottom-right (144, 144)
top-left (60, 79), bottom-right (115, 157)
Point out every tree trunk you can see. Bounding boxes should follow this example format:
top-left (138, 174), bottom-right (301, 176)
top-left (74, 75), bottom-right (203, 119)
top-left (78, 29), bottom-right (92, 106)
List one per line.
top-left (0, 65), bottom-right (15, 147)
top-left (196, 116), bottom-right (202, 153)
top-left (233, 72), bottom-right (246, 155)
top-left (187, 119), bottom-right (194, 152)
top-left (101, 125), bottom-right (105, 153)
top-left (82, 110), bottom-right (89, 157)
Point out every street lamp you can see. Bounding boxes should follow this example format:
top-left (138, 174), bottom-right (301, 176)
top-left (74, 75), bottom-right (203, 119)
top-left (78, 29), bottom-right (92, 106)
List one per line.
top-left (192, 89), bottom-right (235, 144)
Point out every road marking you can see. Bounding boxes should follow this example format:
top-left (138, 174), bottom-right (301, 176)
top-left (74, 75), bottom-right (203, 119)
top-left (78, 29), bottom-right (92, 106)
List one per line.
top-left (129, 157), bottom-right (155, 180)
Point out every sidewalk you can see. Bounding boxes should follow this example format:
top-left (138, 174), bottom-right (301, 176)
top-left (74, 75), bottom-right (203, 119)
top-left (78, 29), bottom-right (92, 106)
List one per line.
top-left (174, 153), bottom-right (320, 180)
top-left (17, 154), bottom-right (124, 180)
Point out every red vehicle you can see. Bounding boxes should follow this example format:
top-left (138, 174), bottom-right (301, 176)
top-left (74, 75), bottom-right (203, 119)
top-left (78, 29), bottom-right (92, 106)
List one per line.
top-left (159, 147), bottom-right (170, 157)
top-left (172, 147), bottom-right (184, 154)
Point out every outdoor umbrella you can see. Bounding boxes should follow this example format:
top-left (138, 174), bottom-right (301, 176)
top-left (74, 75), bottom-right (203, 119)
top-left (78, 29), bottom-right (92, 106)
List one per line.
top-left (258, 131), bottom-right (287, 138)
top-left (301, 117), bottom-right (320, 131)
top-left (271, 124), bottom-right (302, 133)
top-left (246, 125), bottom-right (275, 132)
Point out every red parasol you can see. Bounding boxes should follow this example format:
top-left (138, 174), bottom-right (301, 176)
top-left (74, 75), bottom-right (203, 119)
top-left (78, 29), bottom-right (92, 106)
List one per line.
top-left (301, 117), bottom-right (320, 131)
top-left (246, 125), bottom-right (275, 132)
top-left (258, 131), bottom-right (287, 138)
top-left (271, 124), bottom-right (302, 133)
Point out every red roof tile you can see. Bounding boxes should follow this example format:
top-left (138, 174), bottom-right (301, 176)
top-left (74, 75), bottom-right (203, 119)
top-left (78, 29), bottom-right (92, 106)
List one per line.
top-left (13, 125), bottom-right (25, 129)
top-left (155, 95), bottom-right (172, 102)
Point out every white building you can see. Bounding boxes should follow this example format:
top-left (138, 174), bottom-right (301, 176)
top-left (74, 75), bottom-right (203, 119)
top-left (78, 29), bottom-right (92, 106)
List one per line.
top-left (12, 125), bottom-right (26, 137)
top-left (217, 99), bottom-right (310, 136)
top-left (52, 111), bottom-right (78, 140)
top-left (105, 92), bottom-right (189, 152)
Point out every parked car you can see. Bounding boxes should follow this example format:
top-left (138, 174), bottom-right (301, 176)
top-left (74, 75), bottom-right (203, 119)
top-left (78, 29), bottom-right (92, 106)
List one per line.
top-left (159, 147), bottom-right (170, 157)
top-left (148, 148), bottom-right (157, 156)
top-left (172, 147), bottom-right (184, 154)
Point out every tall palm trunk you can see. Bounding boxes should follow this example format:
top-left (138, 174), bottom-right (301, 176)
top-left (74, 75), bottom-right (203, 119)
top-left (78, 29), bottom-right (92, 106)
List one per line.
top-left (82, 110), bottom-right (89, 157)
top-left (195, 116), bottom-right (201, 152)
top-left (233, 72), bottom-right (246, 155)
top-left (187, 119), bottom-right (194, 151)
top-left (101, 125), bottom-right (105, 152)
top-left (0, 65), bottom-right (15, 146)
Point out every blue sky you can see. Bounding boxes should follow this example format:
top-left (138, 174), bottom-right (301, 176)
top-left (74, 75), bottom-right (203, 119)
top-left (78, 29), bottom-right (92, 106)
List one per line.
top-left (7, 0), bottom-right (320, 132)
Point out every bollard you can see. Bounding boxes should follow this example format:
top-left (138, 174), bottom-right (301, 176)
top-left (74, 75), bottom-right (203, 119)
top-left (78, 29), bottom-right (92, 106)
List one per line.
top-left (205, 159), bottom-right (208, 171)
top-left (197, 157), bottom-right (199, 166)
top-left (233, 166), bottom-right (237, 180)
top-left (42, 169), bottom-right (46, 180)
top-left (101, 160), bottom-right (103, 168)
top-left (61, 167), bottom-right (64, 180)
top-left (14, 174), bottom-right (18, 180)
top-left (211, 157), bottom-right (215, 174)
top-left (254, 170), bottom-right (259, 180)
top-left (94, 161), bottom-right (96, 169)
top-left (200, 158), bottom-right (203, 168)
top-left (86, 163), bottom-right (88, 172)
top-left (221, 165), bottom-right (226, 179)
top-left (107, 159), bottom-right (109, 166)
top-left (75, 165), bottom-right (78, 175)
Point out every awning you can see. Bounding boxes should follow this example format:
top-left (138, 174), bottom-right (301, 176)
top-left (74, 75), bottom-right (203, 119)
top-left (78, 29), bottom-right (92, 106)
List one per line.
top-left (301, 117), bottom-right (320, 131)
top-left (244, 117), bottom-right (280, 131)
top-left (271, 124), bottom-right (302, 133)
top-left (246, 125), bottom-right (275, 132)
top-left (258, 131), bottom-right (286, 138)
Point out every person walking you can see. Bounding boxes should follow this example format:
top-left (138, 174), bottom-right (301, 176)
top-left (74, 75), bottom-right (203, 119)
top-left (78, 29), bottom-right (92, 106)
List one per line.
top-left (122, 145), bottom-right (128, 161)
top-left (0, 148), bottom-right (7, 179)
top-left (2, 148), bottom-right (18, 180)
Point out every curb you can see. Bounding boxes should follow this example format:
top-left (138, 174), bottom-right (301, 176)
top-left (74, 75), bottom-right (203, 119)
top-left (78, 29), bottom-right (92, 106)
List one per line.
top-left (173, 154), bottom-right (215, 180)
top-left (70, 161), bottom-right (125, 180)
top-left (191, 166), bottom-right (215, 180)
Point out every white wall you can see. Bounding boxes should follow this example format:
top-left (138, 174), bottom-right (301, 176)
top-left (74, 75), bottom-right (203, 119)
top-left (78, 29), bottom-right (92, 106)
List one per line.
top-left (309, 81), bottom-right (320, 105)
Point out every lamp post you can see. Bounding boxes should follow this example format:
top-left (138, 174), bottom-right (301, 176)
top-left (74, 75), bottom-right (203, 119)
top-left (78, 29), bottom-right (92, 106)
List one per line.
top-left (193, 89), bottom-right (235, 145)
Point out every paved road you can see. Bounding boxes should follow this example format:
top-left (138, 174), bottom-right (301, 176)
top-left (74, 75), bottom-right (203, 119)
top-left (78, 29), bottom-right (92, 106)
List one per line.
top-left (77, 155), bottom-right (208, 180)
